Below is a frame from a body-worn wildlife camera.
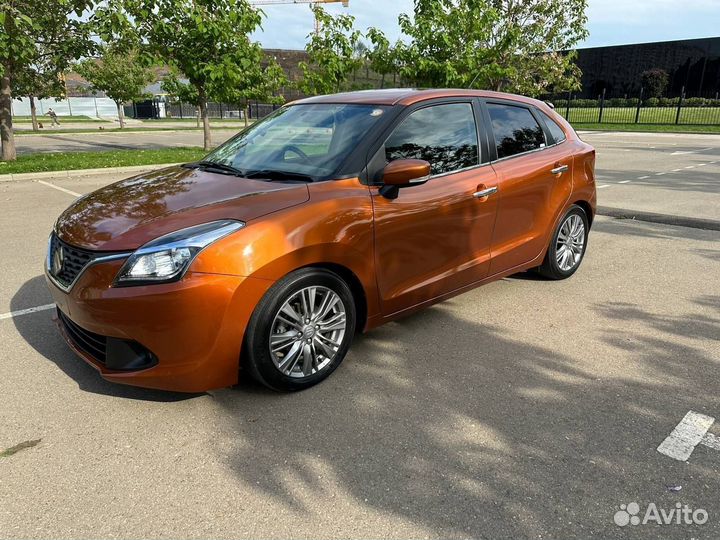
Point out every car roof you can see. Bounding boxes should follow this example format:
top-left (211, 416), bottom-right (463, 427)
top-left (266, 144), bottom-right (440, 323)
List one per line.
top-left (292, 88), bottom-right (547, 108)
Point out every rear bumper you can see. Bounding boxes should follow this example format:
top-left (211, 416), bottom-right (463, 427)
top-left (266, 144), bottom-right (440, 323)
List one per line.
top-left (46, 260), bottom-right (273, 392)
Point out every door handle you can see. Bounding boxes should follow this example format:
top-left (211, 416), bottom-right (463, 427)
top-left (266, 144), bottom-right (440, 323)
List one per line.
top-left (551, 165), bottom-right (569, 175)
top-left (473, 186), bottom-right (498, 199)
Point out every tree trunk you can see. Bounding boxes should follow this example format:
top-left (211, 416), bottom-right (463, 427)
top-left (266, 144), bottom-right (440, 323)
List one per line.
top-left (196, 106), bottom-right (200, 128)
top-left (244, 101), bottom-right (249, 128)
top-left (198, 89), bottom-right (211, 151)
top-left (381, 73), bottom-right (385, 89)
top-left (117, 102), bottom-right (125, 128)
top-left (30, 95), bottom-right (39, 131)
top-left (0, 70), bottom-right (16, 161)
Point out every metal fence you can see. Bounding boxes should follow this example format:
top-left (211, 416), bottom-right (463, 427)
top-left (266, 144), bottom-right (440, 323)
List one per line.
top-left (544, 87), bottom-right (720, 126)
top-left (165, 101), bottom-right (278, 119)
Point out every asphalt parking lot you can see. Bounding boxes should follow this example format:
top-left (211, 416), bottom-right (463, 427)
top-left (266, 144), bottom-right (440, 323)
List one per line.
top-left (1, 135), bottom-right (719, 539)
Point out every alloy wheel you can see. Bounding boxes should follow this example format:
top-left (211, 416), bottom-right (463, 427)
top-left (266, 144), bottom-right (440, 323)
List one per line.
top-left (555, 214), bottom-right (585, 271)
top-left (268, 286), bottom-right (347, 378)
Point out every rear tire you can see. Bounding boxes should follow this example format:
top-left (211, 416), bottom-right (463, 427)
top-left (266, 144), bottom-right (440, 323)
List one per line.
top-left (243, 268), bottom-right (356, 392)
top-left (537, 205), bottom-right (589, 280)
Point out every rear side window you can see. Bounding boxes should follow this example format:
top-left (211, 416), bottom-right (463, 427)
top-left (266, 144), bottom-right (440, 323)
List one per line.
top-left (487, 103), bottom-right (546, 159)
top-left (538, 110), bottom-right (567, 144)
top-left (385, 103), bottom-right (479, 176)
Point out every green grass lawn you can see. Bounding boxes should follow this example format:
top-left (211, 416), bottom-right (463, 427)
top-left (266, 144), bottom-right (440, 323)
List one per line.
top-left (571, 123), bottom-right (720, 134)
top-left (558, 106), bottom-right (720, 125)
top-left (14, 126), bottom-right (242, 135)
top-left (13, 115), bottom-right (105, 123)
top-left (144, 117), bottom-right (250, 122)
top-left (0, 147), bottom-right (207, 175)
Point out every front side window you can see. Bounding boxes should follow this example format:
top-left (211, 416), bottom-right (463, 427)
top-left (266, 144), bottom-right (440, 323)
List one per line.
top-left (205, 104), bottom-right (390, 180)
top-left (487, 103), bottom-right (546, 159)
top-left (384, 103), bottom-right (479, 176)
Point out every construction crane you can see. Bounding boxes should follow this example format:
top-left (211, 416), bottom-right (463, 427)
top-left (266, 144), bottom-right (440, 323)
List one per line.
top-left (249, 0), bottom-right (349, 34)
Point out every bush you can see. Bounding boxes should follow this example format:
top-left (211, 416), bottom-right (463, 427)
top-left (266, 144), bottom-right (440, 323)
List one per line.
top-left (645, 97), bottom-right (659, 107)
top-left (684, 97), bottom-right (706, 107)
top-left (659, 97), bottom-right (678, 107)
top-left (608, 97), bottom-right (624, 107)
top-left (570, 98), bottom-right (597, 108)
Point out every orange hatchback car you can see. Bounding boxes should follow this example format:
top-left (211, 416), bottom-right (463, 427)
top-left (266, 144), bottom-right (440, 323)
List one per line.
top-left (46, 89), bottom-right (596, 392)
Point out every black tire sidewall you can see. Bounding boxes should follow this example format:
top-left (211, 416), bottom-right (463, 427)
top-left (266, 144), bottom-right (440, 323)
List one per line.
top-left (546, 206), bottom-right (589, 279)
top-left (244, 269), bottom-right (356, 391)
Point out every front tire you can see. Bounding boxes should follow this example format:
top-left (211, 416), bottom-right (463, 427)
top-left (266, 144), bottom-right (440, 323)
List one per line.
top-left (243, 268), bottom-right (356, 391)
top-left (537, 205), bottom-right (589, 280)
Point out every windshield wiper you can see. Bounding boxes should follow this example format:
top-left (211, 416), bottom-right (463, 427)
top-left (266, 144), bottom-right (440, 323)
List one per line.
top-left (242, 169), bottom-right (315, 183)
top-left (185, 160), bottom-right (245, 177)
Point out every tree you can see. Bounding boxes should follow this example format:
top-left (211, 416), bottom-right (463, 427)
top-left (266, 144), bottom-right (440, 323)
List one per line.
top-left (77, 48), bottom-right (155, 128)
top-left (166, 57), bottom-right (288, 129)
top-left (641, 68), bottom-right (669, 99)
top-left (298, 6), bottom-right (363, 96)
top-left (389, 0), bottom-right (588, 96)
top-left (366, 28), bottom-right (397, 89)
top-left (13, 61), bottom-right (65, 131)
top-left (96, 0), bottom-right (265, 151)
top-left (218, 60), bottom-right (288, 127)
top-left (0, 0), bottom-right (96, 161)
top-left (161, 71), bottom-right (202, 127)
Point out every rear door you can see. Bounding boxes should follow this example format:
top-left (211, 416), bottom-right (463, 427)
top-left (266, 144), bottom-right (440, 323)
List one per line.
top-left (370, 101), bottom-right (499, 316)
top-left (482, 101), bottom-right (573, 275)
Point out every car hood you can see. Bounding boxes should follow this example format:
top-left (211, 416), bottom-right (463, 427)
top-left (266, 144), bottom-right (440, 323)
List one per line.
top-left (55, 165), bottom-right (310, 251)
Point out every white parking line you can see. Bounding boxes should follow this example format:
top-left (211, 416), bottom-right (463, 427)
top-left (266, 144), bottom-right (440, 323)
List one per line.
top-left (657, 411), bottom-right (715, 461)
top-left (671, 147), bottom-right (713, 155)
top-left (685, 165), bottom-right (696, 169)
top-left (37, 180), bottom-right (81, 197)
top-left (597, 184), bottom-right (610, 189)
top-left (638, 175), bottom-right (650, 179)
top-left (618, 180), bottom-right (630, 184)
top-left (702, 433), bottom-right (720, 451)
top-left (0, 304), bottom-right (55, 321)
top-left (656, 172), bottom-right (666, 176)
top-left (698, 163), bottom-right (707, 167)
top-left (672, 169), bottom-right (683, 172)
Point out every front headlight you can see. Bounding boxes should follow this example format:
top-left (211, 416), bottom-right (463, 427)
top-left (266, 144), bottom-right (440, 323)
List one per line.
top-left (114, 220), bottom-right (244, 286)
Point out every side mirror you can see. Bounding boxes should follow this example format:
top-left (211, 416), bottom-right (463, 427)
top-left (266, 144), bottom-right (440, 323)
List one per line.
top-left (379, 159), bottom-right (431, 199)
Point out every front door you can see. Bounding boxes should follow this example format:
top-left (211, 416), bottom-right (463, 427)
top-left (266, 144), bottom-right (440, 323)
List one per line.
top-left (371, 102), bottom-right (499, 316)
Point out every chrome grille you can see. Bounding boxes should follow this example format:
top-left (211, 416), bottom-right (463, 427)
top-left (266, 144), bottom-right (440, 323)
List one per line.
top-left (48, 233), bottom-right (98, 288)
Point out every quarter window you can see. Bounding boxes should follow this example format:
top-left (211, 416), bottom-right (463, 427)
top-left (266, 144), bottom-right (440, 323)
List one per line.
top-left (385, 103), bottom-right (479, 176)
top-left (538, 110), bottom-right (567, 144)
top-left (487, 103), bottom-right (546, 159)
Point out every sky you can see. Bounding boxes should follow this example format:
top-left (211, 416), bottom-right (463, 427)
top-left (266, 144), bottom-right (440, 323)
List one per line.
top-left (251, 0), bottom-right (720, 51)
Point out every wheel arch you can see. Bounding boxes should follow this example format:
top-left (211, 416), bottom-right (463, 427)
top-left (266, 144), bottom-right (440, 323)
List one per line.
top-left (298, 262), bottom-right (369, 334)
top-left (571, 199), bottom-right (594, 227)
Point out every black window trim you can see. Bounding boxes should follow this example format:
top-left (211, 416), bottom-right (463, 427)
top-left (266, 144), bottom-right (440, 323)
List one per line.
top-left (481, 98), bottom-right (559, 164)
top-left (534, 107), bottom-right (568, 147)
top-left (363, 97), bottom-right (491, 185)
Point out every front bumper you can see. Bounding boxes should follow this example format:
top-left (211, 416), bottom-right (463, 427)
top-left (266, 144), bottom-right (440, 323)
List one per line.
top-left (46, 258), bottom-right (273, 392)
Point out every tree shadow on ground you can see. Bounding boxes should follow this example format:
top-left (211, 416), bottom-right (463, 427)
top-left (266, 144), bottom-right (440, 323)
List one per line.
top-left (210, 291), bottom-right (720, 538)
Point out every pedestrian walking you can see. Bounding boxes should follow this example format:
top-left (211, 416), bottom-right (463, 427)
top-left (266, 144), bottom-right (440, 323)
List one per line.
top-left (47, 108), bottom-right (60, 127)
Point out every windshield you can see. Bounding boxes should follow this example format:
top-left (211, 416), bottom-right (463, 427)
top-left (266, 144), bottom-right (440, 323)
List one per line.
top-left (203, 104), bottom-right (390, 181)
